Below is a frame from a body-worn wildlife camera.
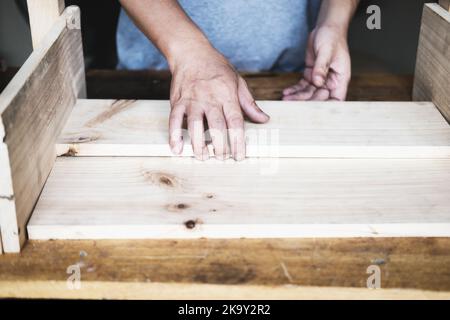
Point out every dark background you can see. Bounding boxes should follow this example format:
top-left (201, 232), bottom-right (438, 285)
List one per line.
top-left (0, 0), bottom-right (438, 74)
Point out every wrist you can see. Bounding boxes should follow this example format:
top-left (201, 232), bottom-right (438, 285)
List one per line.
top-left (316, 0), bottom-right (358, 38)
top-left (166, 39), bottom-right (225, 73)
top-left (315, 24), bottom-right (348, 40)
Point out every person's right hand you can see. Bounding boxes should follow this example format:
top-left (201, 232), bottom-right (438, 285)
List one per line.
top-left (169, 49), bottom-right (270, 161)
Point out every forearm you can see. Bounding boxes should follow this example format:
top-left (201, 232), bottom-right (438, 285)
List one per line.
top-left (316, 0), bottom-right (359, 35)
top-left (119, 0), bottom-right (219, 72)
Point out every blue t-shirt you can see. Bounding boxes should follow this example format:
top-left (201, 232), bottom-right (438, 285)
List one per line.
top-left (117, 0), bottom-right (321, 72)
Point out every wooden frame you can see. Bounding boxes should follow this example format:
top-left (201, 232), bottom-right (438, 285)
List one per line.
top-left (0, 4), bottom-right (85, 253)
top-left (1, 3), bottom-right (449, 253)
top-left (413, 3), bottom-right (450, 122)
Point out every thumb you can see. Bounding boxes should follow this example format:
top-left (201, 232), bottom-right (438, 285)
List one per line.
top-left (238, 77), bottom-right (270, 123)
top-left (312, 46), bottom-right (333, 87)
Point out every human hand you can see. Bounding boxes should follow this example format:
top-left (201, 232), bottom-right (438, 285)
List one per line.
top-left (169, 48), bottom-right (270, 160)
top-left (282, 25), bottom-right (351, 101)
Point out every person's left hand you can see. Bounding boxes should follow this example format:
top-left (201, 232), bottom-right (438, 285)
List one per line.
top-left (282, 25), bottom-right (351, 101)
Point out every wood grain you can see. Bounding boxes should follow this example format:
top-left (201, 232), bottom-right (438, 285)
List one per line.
top-left (413, 3), bottom-right (450, 122)
top-left (27, 0), bottom-right (65, 48)
top-left (28, 157), bottom-right (450, 239)
top-left (57, 100), bottom-right (450, 158)
top-left (1, 238), bottom-right (450, 298)
top-left (0, 8), bottom-right (84, 252)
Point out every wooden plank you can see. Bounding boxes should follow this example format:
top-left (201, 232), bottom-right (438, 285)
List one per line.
top-left (439, 0), bottom-right (450, 11)
top-left (1, 238), bottom-right (450, 296)
top-left (28, 157), bottom-right (450, 240)
top-left (0, 7), bottom-right (84, 253)
top-left (1, 281), bottom-right (449, 300)
top-left (57, 100), bottom-right (450, 159)
top-left (27, 0), bottom-right (65, 49)
top-left (413, 3), bottom-right (450, 122)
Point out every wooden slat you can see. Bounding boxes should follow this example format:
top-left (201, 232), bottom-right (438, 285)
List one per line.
top-left (56, 100), bottom-right (450, 158)
top-left (413, 3), bottom-right (450, 122)
top-left (0, 7), bottom-right (84, 253)
top-left (2, 281), bottom-right (450, 300)
top-left (2, 238), bottom-right (450, 298)
top-left (28, 157), bottom-right (450, 240)
top-left (27, 0), bottom-right (65, 49)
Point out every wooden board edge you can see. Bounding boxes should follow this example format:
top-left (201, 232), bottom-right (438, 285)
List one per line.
top-left (56, 143), bottom-right (450, 159)
top-left (0, 128), bottom-right (20, 253)
top-left (0, 16), bottom-right (66, 114)
top-left (27, 0), bottom-right (65, 49)
top-left (0, 280), bottom-right (449, 300)
top-left (27, 223), bottom-right (450, 240)
top-left (413, 3), bottom-right (450, 122)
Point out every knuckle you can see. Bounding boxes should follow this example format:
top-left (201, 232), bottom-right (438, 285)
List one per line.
top-left (227, 114), bottom-right (244, 128)
top-left (209, 116), bottom-right (226, 128)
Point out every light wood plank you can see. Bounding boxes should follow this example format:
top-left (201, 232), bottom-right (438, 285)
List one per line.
top-left (1, 281), bottom-right (449, 300)
top-left (413, 3), bottom-right (450, 122)
top-left (27, 0), bottom-right (65, 49)
top-left (28, 157), bottom-right (450, 239)
top-left (56, 100), bottom-right (450, 159)
top-left (0, 8), bottom-right (84, 252)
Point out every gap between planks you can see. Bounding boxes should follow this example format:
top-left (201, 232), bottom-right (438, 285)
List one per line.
top-left (56, 100), bottom-right (450, 159)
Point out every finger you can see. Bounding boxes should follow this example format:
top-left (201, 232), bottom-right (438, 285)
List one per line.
top-left (312, 45), bottom-right (333, 87)
top-left (309, 87), bottom-right (330, 101)
top-left (223, 102), bottom-right (245, 161)
top-left (303, 67), bottom-right (314, 83)
top-left (238, 77), bottom-right (270, 123)
top-left (282, 79), bottom-right (309, 96)
top-left (303, 31), bottom-right (316, 83)
top-left (205, 106), bottom-right (230, 160)
top-left (282, 84), bottom-right (316, 101)
top-left (187, 108), bottom-right (208, 160)
top-left (168, 103), bottom-right (186, 155)
top-left (328, 71), bottom-right (350, 101)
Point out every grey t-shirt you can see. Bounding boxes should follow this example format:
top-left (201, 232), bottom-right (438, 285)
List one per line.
top-left (117, 0), bottom-right (321, 72)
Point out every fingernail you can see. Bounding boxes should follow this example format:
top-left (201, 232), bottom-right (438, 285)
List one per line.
top-left (235, 153), bottom-right (245, 161)
top-left (314, 75), bottom-right (324, 86)
top-left (202, 146), bottom-right (210, 160)
top-left (171, 142), bottom-right (183, 155)
top-left (216, 152), bottom-right (231, 161)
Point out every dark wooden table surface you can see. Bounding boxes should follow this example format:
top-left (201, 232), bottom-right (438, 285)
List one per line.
top-left (1, 68), bottom-right (414, 101)
top-left (2, 70), bottom-right (448, 299)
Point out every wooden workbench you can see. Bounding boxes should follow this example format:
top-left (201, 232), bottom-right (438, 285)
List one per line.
top-left (0, 70), bottom-right (449, 299)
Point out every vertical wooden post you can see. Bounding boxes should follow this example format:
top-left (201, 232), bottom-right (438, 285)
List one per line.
top-left (439, 0), bottom-right (450, 11)
top-left (413, 3), bottom-right (450, 123)
top-left (27, 0), bottom-right (65, 49)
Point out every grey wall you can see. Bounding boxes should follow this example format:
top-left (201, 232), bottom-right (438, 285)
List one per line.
top-left (0, 0), bottom-right (32, 66)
